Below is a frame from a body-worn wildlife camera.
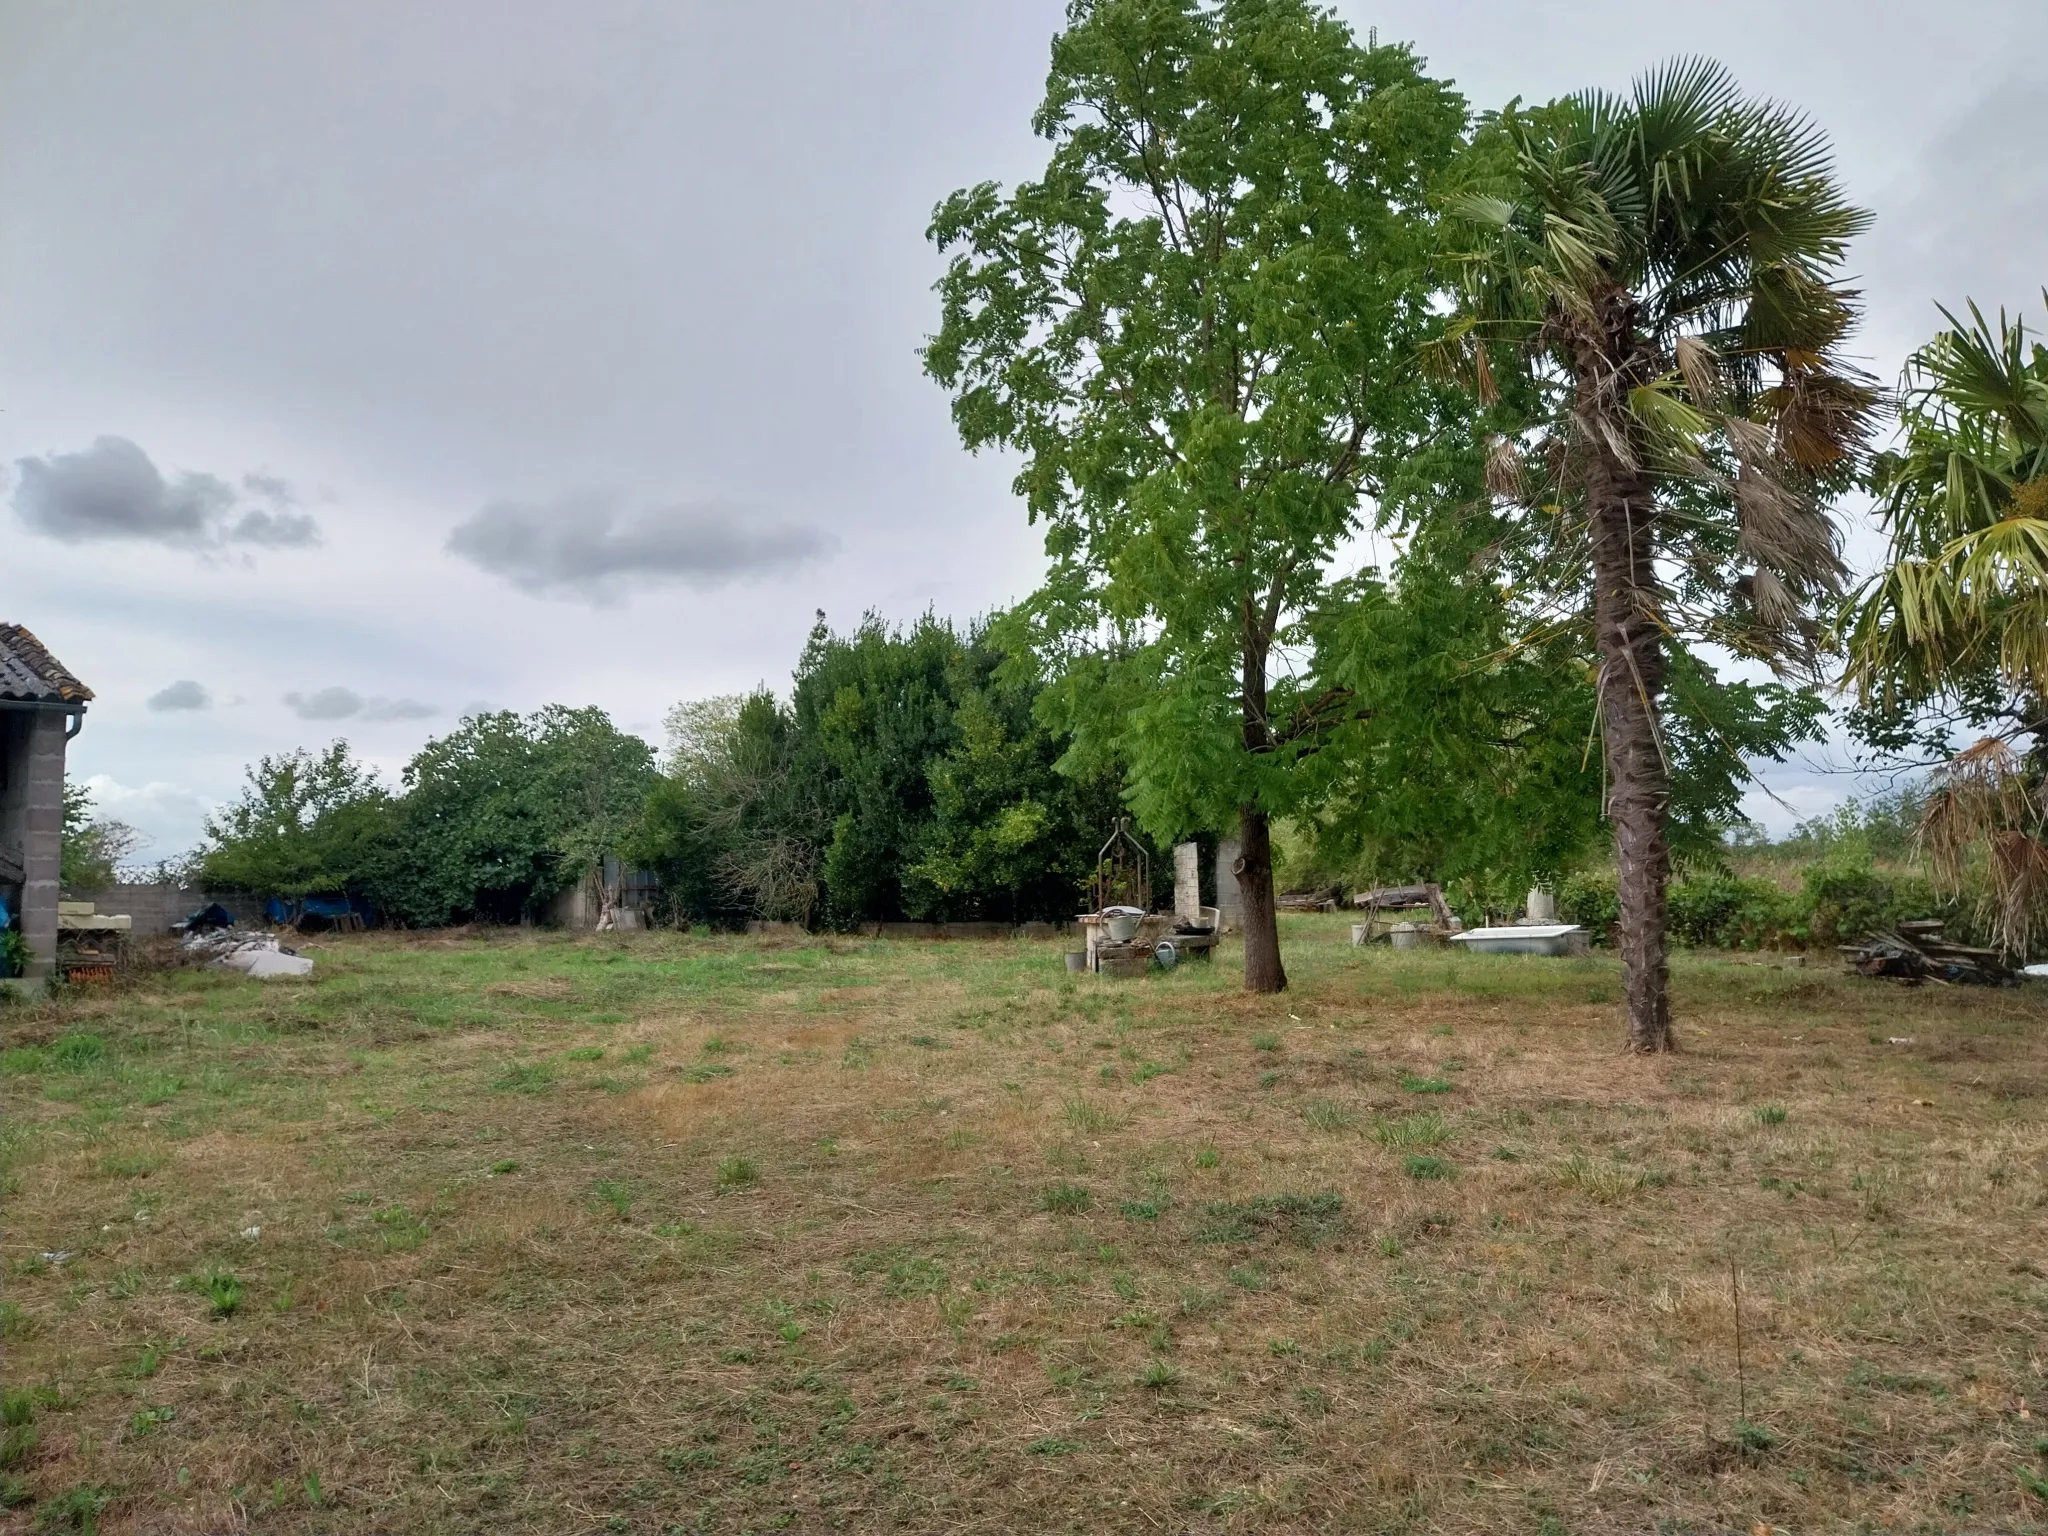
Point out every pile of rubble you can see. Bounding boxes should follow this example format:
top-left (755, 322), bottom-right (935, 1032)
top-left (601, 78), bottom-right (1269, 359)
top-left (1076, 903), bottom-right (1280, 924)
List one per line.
top-left (1841, 920), bottom-right (2012, 986)
top-left (179, 929), bottom-right (314, 979)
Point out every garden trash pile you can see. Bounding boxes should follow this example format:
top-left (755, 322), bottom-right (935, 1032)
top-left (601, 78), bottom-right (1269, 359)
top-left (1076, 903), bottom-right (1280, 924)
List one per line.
top-left (180, 929), bottom-right (315, 979)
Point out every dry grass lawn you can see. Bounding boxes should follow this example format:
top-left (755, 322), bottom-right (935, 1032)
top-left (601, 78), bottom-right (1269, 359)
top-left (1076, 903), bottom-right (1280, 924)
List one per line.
top-left (2, 917), bottom-right (2045, 1534)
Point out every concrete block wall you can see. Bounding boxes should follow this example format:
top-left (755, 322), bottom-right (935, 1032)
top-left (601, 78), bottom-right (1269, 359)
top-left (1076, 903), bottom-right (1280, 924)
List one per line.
top-left (14, 712), bottom-right (67, 981)
top-left (62, 885), bottom-right (261, 935)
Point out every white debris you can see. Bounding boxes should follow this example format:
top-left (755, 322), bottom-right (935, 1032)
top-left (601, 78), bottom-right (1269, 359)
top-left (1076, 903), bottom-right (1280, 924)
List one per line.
top-left (240, 1226), bottom-right (262, 1240)
top-left (40, 1250), bottom-right (73, 1265)
top-left (1887, 1037), bottom-right (1914, 1045)
top-left (181, 929), bottom-right (314, 979)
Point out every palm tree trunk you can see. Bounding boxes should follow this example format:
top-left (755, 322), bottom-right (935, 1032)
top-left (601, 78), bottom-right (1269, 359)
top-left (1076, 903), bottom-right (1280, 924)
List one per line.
top-left (1575, 298), bottom-right (1672, 1052)
top-left (1239, 629), bottom-right (1287, 994)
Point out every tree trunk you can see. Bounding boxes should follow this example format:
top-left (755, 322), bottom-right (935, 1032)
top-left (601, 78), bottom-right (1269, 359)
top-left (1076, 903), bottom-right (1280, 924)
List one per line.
top-left (1574, 291), bottom-right (1672, 1052)
top-left (1238, 805), bottom-right (1286, 993)
top-left (1238, 629), bottom-right (1287, 994)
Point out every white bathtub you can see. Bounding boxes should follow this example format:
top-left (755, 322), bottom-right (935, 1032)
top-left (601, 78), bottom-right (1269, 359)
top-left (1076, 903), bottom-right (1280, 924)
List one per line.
top-left (1447, 924), bottom-right (1584, 957)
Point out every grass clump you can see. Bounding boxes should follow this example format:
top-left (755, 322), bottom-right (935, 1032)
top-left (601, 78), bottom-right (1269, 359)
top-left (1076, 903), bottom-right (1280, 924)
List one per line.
top-left (197, 1269), bottom-right (244, 1317)
top-left (1061, 1097), bottom-right (1115, 1133)
top-left (1193, 1193), bottom-right (1345, 1248)
top-left (714, 1156), bottom-right (759, 1193)
top-left (1371, 1111), bottom-right (1451, 1148)
top-left (1041, 1181), bottom-right (1092, 1215)
top-left (1300, 1098), bottom-right (1357, 1132)
top-left (1404, 1154), bottom-right (1455, 1180)
top-left (1399, 1073), bottom-right (1453, 1095)
top-left (1753, 1104), bottom-right (1789, 1126)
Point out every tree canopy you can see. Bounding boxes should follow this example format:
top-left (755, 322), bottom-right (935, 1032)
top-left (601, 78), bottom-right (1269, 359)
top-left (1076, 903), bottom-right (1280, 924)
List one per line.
top-left (925, 0), bottom-right (1470, 990)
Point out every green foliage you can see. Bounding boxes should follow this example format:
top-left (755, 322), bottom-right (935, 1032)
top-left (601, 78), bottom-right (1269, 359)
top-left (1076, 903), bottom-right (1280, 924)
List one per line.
top-left (1559, 860), bottom-right (1967, 949)
top-left (925, 0), bottom-right (1469, 856)
top-left (193, 743), bottom-right (394, 896)
top-left (635, 613), bottom-right (1124, 927)
top-left (0, 928), bottom-right (28, 980)
top-left (59, 779), bottom-right (141, 890)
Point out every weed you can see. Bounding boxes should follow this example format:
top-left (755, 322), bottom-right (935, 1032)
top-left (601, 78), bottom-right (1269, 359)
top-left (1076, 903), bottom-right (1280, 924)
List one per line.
top-left (1252, 1032), bottom-right (1281, 1052)
top-left (492, 1062), bottom-right (554, 1094)
top-left (1062, 1097), bottom-right (1114, 1134)
top-left (1301, 1098), bottom-right (1357, 1132)
top-left (1399, 1074), bottom-right (1453, 1095)
top-left (1371, 1111), bottom-right (1451, 1148)
top-left (199, 1268), bottom-right (244, 1317)
top-left (489, 1159), bottom-right (519, 1175)
top-left (564, 1046), bottom-right (605, 1062)
top-left (684, 1063), bottom-right (736, 1083)
top-left (1193, 1147), bottom-right (1221, 1169)
top-left (620, 1044), bottom-right (655, 1064)
top-left (373, 1206), bottom-right (429, 1250)
top-left (1268, 1338), bottom-right (1300, 1357)
top-left (1129, 1060), bottom-right (1172, 1083)
top-left (50, 1034), bottom-right (105, 1068)
top-left (1041, 1182), bottom-right (1092, 1215)
top-left (1734, 1420), bottom-right (1778, 1454)
top-left (593, 1179), bottom-right (633, 1219)
top-left (715, 1156), bottom-right (759, 1193)
top-left (1754, 1105), bottom-right (1789, 1126)
top-left (1026, 1437), bottom-right (1078, 1456)
top-left (1405, 1154), bottom-right (1455, 1180)
top-left (127, 1405), bottom-right (176, 1438)
top-left (1138, 1359), bottom-right (1180, 1389)
top-left (28, 1484), bottom-right (108, 1532)
top-left (1119, 1198), bottom-right (1162, 1221)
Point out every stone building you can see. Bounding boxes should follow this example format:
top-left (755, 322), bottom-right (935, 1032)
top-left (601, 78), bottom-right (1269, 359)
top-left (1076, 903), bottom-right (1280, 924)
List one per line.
top-left (1, 625), bottom-right (92, 987)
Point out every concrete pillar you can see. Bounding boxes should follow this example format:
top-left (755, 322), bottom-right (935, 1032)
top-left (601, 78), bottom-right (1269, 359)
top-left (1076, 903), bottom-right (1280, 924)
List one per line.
top-left (1173, 842), bottom-right (1202, 923)
top-left (18, 711), bottom-right (66, 981)
top-left (1213, 836), bottom-right (1243, 933)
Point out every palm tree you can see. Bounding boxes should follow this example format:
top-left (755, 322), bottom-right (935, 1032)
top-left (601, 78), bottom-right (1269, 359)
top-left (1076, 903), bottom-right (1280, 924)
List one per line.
top-left (1446, 60), bottom-right (1878, 1051)
top-left (1842, 297), bottom-right (2048, 750)
top-left (1841, 298), bottom-right (2048, 957)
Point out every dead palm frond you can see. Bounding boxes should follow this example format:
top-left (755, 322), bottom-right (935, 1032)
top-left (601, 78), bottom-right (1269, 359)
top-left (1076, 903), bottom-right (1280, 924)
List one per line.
top-left (1919, 737), bottom-right (2048, 957)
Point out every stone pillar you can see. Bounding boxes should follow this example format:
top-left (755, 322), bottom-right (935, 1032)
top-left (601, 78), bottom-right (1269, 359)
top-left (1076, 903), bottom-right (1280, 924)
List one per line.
top-left (18, 711), bottom-right (66, 981)
top-left (1526, 887), bottom-right (1558, 923)
top-left (1213, 836), bottom-right (1243, 934)
top-left (1173, 842), bottom-right (1202, 923)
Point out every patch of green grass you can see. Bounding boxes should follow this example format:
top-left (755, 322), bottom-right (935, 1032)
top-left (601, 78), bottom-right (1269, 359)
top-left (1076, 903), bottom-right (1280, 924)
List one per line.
top-left (1301, 1099), bottom-right (1357, 1132)
top-left (126, 1404), bottom-right (176, 1438)
top-left (714, 1155), bottom-right (759, 1193)
top-left (1753, 1104), bottom-right (1788, 1126)
top-left (1129, 1060), bottom-right (1172, 1083)
top-left (491, 1061), bottom-right (554, 1094)
top-left (96, 1150), bottom-right (167, 1179)
top-left (593, 1179), bottom-right (634, 1219)
top-left (1138, 1359), bottom-right (1180, 1389)
top-left (683, 1063), bottom-right (736, 1083)
top-left (1193, 1193), bottom-right (1345, 1247)
top-left (1119, 1198), bottom-right (1162, 1221)
top-left (620, 1043), bottom-right (655, 1064)
top-left (29, 1484), bottom-right (110, 1532)
top-left (1398, 1073), bottom-right (1453, 1095)
top-left (563, 1046), bottom-right (605, 1062)
top-left (1251, 1032), bottom-right (1281, 1052)
top-left (1371, 1111), bottom-right (1451, 1148)
top-left (373, 1206), bottom-right (429, 1251)
top-left (1061, 1097), bottom-right (1115, 1133)
top-left (1404, 1154), bottom-right (1455, 1181)
top-left (50, 1033), bottom-right (106, 1068)
top-left (1026, 1436), bottom-right (1078, 1456)
top-left (489, 1159), bottom-right (520, 1175)
top-left (1041, 1182), bottom-right (1092, 1215)
top-left (1193, 1147), bottom-right (1220, 1169)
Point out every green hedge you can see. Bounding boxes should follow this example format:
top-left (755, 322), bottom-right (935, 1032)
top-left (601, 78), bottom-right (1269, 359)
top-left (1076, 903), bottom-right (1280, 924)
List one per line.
top-left (1553, 865), bottom-right (1973, 951)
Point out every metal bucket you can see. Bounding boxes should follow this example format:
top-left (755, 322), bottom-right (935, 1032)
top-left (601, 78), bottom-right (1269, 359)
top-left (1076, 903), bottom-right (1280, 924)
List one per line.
top-left (1063, 951), bottom-right (1089, 973)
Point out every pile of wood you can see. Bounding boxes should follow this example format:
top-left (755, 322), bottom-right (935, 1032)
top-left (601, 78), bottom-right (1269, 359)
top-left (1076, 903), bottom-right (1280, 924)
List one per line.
top-left (1278, 887), bottom-right (1341, 912)
top-left (1841, 920), bottom-right (2014, 985)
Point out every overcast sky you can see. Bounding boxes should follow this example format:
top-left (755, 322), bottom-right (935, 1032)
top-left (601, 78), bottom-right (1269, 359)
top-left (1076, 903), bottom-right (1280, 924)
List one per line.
top-left (3, 0), bottom-right (2044, 862)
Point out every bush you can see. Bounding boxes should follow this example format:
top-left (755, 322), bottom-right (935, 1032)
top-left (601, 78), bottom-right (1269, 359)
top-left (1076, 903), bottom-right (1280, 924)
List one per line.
top-left (1666, 874), bottom-right (1795, 950)
top-left (1555, 871), bottom-right (1619, 942)
top-left (1557, 860), bottom-right (1973, 951)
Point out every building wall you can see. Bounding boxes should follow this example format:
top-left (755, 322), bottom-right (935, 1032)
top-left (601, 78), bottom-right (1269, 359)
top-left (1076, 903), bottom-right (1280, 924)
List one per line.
top-left (1, 710), bottom-right (69, 980)
top-left (61, 885), bottom-right (262, 935)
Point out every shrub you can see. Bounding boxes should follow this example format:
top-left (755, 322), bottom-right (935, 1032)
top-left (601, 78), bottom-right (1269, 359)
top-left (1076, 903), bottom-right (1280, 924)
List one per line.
top-left (1667, 874), bottom-right (1795, 950)
top-left (1555, 871), bottom-right (1619, 942)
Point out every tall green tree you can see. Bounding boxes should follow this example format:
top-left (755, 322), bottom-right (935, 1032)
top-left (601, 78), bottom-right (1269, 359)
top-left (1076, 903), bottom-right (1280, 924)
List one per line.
top-left (59, 779), bottom-right (143, 891)
top-left (194, 744), bottom-right (393, 896)
top-left (1444, 60), bottom-right (1877, 1049)
top-left (925, 0), bottom-right (1467, 991)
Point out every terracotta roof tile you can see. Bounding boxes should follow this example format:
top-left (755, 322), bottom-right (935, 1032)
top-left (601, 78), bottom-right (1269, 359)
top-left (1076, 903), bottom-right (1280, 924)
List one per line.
top-left (0, 624), bottom-right (93, 704)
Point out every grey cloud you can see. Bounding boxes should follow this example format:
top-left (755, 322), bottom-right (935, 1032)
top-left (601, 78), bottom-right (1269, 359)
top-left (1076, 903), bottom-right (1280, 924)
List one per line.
top-left (229, 508), bottom-right (323, 547)
top-left (360, 697), bottom-right (438, 721)
top-left (445, 494), bottom-right (836, 606)
top-left (285, 686), bottom-right (364, 720)
top-left (10, 436), bottom-right (322, 550)
top-left (283, 687), bottom-right (436, 722)
top-left (147, 679), bottom-right (212, 712)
